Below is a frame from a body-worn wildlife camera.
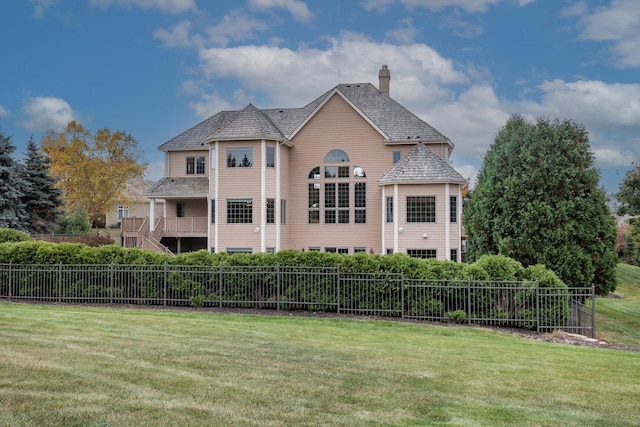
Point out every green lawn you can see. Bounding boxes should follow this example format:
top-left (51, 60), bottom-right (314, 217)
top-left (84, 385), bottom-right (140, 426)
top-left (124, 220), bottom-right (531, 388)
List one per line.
top-left (1, 303), bottom-right (639, 426)
top-left (596, 263), bottom-right (640, 346)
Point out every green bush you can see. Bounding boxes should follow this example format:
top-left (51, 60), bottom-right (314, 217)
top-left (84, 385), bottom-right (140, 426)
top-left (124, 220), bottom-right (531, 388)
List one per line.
top-left (0, 228), bottom-right (32, 243)
top-left (445, 310), bottom-right (467, 324)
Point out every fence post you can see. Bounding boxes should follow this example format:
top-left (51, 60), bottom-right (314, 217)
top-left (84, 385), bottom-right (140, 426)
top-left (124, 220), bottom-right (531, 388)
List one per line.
top-left (400, 271), bottom-right (405, 319)
top-left (467, 278), bottom-right (472, 325)
top-left (58, 262), bottom-right (62, 303)
top-left (163, 263), bottom-right (168, 307)
top-left (219, 263), bottom-right (223, 308)
top-left (536, 279), bottom-right (540, 334)
top-left (276, 264), bottom-right (280, 311)
top-left (110, 263), bottom-right (114, 305)
top-left (591, 285), bottom-right (596, 339)
top-left (336, 265), bottom-right (341, 314)
top-left (8, 262), bottom-right (12, 299)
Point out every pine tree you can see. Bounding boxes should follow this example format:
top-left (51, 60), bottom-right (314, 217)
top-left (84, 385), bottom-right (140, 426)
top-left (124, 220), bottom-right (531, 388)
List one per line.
top-left (464, 117), bottom-right (618, 294)
top-left (20, 138), bottom-right (62, 233)
top-left (0, 131), bottom-right (28, 230)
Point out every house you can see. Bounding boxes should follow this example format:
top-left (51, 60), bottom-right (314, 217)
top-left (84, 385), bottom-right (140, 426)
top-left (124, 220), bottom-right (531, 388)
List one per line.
top-left (122, 66), bottom-right (467, 259)
top-left (107, 179), bottom-right (166, 229)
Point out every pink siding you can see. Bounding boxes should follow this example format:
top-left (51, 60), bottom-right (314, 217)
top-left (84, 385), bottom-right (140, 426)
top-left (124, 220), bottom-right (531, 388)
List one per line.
top-left (167, 150), bottom-right (210, 178)
top-left (288, 94), bottom-right (393, 254)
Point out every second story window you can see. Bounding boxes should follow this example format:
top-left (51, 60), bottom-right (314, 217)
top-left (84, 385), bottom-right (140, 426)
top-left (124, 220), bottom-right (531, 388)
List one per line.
top-left (186, 156), bottom-right (205, 175)
top-left (227, 147), bottom-right (253, 168)
top-left (266, 147), bottom-right (275, 168)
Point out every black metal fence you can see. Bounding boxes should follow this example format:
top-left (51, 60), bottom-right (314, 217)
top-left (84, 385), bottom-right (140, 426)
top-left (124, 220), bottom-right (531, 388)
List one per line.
top-left (0, 263), bottom-right (596, 337)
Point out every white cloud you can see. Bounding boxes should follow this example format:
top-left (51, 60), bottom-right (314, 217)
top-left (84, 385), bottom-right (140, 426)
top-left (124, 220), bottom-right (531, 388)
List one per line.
top-left (21, 96), bottom-right (78, 132)
top-left (560, 0), bottom-right (588, 17)
top-left (427, 85), bottom-right (510, 157)
top-left (89, 0), bottom-right (196, 14)
top-left (575, 0), bottom-right (640, 67)
top-left (248, 0), bottom-right (313, 23)
top-left (400, 0), bottom-right (500, 13)
top-left (521, 79), bottom-right (640, 130)
top-left (153, 20), bottom-right (196, 48)
top-left (386, 17), bottom-right (419, 43)
top-left (206, 10), bottom-right (270, 47)
top-left (195, 33), bottom-right (467, 110)
top-left (29, 0), bottom-right (56, 18)
top-left (592, 147), bottom-right (638, 168)
top-left (361, 0), bottom-right (396, 12)
top-left (0, 105), bottom-right (9, 118)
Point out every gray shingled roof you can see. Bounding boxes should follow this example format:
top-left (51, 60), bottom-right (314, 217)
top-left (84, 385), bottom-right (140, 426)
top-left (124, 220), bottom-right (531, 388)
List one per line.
top-left (377, 142), bottom-right (466, 185)
top-left (158, 111), bottom-right (235, 151)
top-left (145, 177), bottom-right (209, 197)
top-left (206, 103), bottom-right (285, 141)
top-left (332, 83), bottom-right (450, 143)
top-left (157, 82), bottom-right (451, 151)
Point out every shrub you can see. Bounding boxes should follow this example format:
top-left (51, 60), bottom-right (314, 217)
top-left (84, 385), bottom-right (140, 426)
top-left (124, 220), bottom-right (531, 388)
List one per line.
top-left (0, 228), bottom-right (31, 243)
top-left (445, 310), bottom-right (467, 324)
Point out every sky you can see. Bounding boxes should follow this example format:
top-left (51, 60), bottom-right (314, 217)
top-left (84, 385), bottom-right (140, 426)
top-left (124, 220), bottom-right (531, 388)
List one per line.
top-left (1, 0), bottom-right (639, 198)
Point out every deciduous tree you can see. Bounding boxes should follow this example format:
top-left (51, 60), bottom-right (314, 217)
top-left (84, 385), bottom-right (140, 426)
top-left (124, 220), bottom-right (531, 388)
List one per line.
top-left (42, 121), bottom-right (146, 227)
top-left (463, 116), bottom-right (617, 294)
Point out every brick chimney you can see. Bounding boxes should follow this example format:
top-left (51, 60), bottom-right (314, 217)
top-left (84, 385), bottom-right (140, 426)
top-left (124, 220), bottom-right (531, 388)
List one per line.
top-left (378, 65), bottom-right (390, 95)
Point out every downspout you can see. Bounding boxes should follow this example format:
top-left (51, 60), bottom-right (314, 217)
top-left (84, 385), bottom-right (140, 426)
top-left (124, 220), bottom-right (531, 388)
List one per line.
top-left (381, 185), bottom-right (386, 254)
top-left (214, 141), bottom-right (219, 253)
top-left (260, 139), bottom-right (266, 252)
top-left (275, 141), bottom-right (281, 251)
top-left (445, 183), bottom-right (451, 260)
top-left (393, 184), bottom-right (399, 253)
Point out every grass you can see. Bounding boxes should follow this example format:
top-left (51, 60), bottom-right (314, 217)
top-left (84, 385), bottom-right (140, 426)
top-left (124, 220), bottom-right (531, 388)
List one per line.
top-left (1, 303), bottom-right (639, 426)
top-left (596, 263), bottom-right (640, 346)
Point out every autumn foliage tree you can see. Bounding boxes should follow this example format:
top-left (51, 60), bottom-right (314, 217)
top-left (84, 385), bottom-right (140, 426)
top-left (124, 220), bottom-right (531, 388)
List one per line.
top-left (42, 121), bottom-right (146, 227)
top-left (464, 116), bottom-right (617, 294)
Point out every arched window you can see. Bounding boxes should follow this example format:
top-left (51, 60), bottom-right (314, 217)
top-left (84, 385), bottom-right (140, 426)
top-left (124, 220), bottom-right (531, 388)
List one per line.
top-left (324, 149), bottom-right (349, 163)
top-left (308, 152), bottom-right (367, 224)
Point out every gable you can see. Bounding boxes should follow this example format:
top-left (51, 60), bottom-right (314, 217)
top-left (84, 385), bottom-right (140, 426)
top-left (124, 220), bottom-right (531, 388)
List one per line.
top-left (291, 93), bottom-right (385, 144)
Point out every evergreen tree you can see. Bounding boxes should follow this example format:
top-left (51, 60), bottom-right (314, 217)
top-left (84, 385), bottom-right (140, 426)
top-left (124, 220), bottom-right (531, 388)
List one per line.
top-left (464, 117), bottom-right (618, 294)
top-left (20, 138), bottom-right (62, 233)
top-left (0, 131), bottom-right (28, 230)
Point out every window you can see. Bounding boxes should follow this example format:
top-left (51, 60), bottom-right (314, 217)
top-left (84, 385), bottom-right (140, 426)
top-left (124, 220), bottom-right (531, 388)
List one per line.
top-left (354, 247), bottom-right (366, 253)
top-left (227, 248), bottom-right (252, 254)
top-left (325, 247), bottom-right (337, 253)
top-left (280, 199), bottom-right (286, 224)
top-left (355, 182), bottom-right (366, 224)
top-left (210, 199), bottom-right (215, 224)
top-left (450, 196), bottom-right (458, 223)
top-left (407, 249), bottom-right (437, 259)
top-left (186, 156), bottom-right (205, 175)
top-left (307, 153), bottom-right (365, 225)
top-left (266, 247), bottom-right (275, 253)
top-left (308, 183), bottom-right (320, 223)
top-left (450, 249), bottom-right (458, 262)
top-left (227, 199), bottom-right (252, 223)
top-left (393, 151), bottom-right (401, 163)
top-left (324, 149), bottom-right (349, 163)
top-left (117, 205), bottom-right (129, 221)
top-left (176, 202), bottom-right (184, 218)
top-left (337, 248), bottom-right (349, 254)
top-left (266, 198), bottom-right (275, 224)
top-left (308, 247), bottom-right (320, 252)
top-left (386, 196), bottom-right (393, 223)
top-left (227, 147), bottom-right (253, 168)
top-left (386, 248), bottom-right (394, 255)
top-left (266, 147), bottom-right (275, 168)
top-left (407, 196), bottom-right (436, 223)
